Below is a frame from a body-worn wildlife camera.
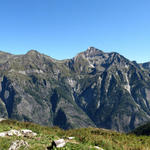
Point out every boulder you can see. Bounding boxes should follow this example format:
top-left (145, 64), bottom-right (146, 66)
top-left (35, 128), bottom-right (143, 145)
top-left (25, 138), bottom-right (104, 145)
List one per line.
top-left (7, 129), bottom-right (22, 136)
top-left (52, 139), bottom-right (66, 148)
top-left (21, 129), bottom-right (37, 137)
top-left (8, 140), bottom-right (28, 150)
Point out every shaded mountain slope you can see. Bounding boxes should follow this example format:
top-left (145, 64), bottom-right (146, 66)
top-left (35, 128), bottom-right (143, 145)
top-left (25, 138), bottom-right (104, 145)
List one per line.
top-left (131, 121), bottom-right (150, 136)
top-left (140, 62), bottom-right (150, 71)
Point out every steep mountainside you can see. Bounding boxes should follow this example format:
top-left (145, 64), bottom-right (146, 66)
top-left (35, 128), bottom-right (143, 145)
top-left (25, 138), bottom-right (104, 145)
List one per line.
top-left (0, 47), bottom-right (150, 132)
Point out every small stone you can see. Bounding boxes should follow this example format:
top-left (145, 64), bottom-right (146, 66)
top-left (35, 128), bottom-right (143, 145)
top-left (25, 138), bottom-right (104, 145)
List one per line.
top-left (94, 146), bottom-right (104, 150)
top-left (67, 137), bottom-right (75, 140)
top-left (0, 132), bottom-right (7, 137)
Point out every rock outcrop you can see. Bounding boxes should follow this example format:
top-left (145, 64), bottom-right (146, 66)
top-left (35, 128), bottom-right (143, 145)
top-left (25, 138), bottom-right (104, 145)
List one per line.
top-left (0, 129), bottom-right (37, 137)
top-left (8, 140), bottom-right (29, 150)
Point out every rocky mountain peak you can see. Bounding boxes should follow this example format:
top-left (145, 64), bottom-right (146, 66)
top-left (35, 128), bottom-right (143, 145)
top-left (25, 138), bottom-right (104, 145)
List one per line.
top-left (25, 49), bottom-right (55, 62)
top-left (83, 47), bottom-right (104, 58)
top-left (26, 50), bottom-right (40, 56)
top-left (24, 50), bottom-right (47, 63)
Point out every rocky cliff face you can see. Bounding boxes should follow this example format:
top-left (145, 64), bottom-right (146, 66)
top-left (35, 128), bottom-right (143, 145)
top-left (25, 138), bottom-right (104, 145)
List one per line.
top-left (140, 62), bottom-right (150, 71)
top-left (0, 47), bottom-right (150, 132)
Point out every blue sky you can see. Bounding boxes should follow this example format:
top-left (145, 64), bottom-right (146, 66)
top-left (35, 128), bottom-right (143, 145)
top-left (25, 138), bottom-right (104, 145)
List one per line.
top-left (0, 0), bottom-right (150, 63)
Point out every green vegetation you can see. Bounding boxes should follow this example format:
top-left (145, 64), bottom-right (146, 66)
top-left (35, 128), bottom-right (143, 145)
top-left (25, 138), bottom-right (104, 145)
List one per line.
top-left (0, 120), bottom-right (150, 150)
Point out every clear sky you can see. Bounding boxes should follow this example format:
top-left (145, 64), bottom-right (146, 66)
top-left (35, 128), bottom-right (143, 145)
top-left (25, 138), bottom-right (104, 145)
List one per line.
top-left (0, 0), bottom-right (150, 63)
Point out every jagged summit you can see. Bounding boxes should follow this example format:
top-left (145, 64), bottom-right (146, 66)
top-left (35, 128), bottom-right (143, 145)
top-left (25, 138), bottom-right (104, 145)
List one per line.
top-left (86, 46), bottom-right (103, 53)
top-left (77, 47), bottom-right (104, 58)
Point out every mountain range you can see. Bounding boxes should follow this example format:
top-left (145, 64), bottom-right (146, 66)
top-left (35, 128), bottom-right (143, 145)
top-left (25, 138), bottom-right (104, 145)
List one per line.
top-left (0, 47), bottom-right (150, 132)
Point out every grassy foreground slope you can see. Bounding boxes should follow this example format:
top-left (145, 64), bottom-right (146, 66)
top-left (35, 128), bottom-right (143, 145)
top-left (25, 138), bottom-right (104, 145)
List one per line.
top-left (0, 120), bottom-right (150, 150)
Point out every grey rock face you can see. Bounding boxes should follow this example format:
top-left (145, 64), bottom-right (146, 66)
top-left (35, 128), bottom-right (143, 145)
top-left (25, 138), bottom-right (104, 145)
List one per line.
top-left (0, 47), bottom-right (150, 132)
top-left (141, 62), bottom-right (150, 71)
